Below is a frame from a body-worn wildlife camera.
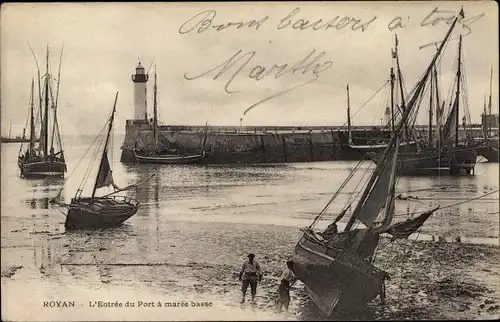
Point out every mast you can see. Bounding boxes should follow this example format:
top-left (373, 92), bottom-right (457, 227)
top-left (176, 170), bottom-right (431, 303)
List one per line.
top-left (8, 123), bottom-right (11, 139)
top-left (394, 35), bottom-right (409, 141)
top-left (50, 45), bottom-right (63, 152)
top-left (390, 68), bottom-right (395, 132)
top-left (455, 35), bottom-right (462, 148)
top-left (428, 67), bottom-right (434, 146)
top-left (28, 44), bottom-right (43, 136)
top-left (153, 66), bottom-right (158, 149)
top-left (91, 92), bottom-right (119, 200)
top-left (29, 78), bottom-right (35, 152)
top-left (346, 85), bottom-right (352, 144)
top-left (344, 7), bottom-right (463, 232)
top-left (433, 64), bottom-right (441, 124)
top-left (43, 46), bottom-right (49, 156)
top-left (488, 65), bottom-right (493, 115)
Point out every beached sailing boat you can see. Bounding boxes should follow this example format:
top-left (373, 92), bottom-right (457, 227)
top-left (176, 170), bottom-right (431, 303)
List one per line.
top-left (291, 8), bottom-right (465, 317)
top-left (369, 31), bottom-right (479, 175)
top-left (18, 46), bottom-right (67, 178)
top-left (54, 92), bottom-right (149, 230)
top-left (133, 67), bottom-right (209, 164)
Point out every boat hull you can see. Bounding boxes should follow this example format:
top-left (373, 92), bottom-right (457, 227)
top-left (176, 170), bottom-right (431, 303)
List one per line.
top-left (476, 138), bottom-right (499, 162)
top-left (64, 197), bottom-right (139, 230)
top-left (18, 158), bottom-right (67, 178)
top-left (292, 231), bottom-right (385, 317)
top-left (368, 145), bottom-right (478, 175)
top-left (134, 150), bottom-right (206, 164)
top-left (342, 140), bottom-right (418, 160)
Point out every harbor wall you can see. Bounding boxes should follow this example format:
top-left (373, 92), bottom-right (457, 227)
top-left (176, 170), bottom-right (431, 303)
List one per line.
top-left (120, 120), bottom-right (489, 164)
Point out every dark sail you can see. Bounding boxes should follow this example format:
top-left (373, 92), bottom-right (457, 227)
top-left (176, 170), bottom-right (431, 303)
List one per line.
top-left (441, 90), bottom-right (459, 144)
top-left (387, 206), bottom-right (439, 241)
top-left (95, 151), bottom-right (114, 189)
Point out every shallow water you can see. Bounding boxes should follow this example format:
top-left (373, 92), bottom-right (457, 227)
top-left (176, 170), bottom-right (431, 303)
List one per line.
top-left (1, 135), bottom-right (499, 320)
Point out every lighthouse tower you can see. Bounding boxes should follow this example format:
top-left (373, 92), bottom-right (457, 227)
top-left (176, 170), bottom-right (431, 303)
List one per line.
top-left (131, 62), bottom-right (149, 120)
top-left (384, 106), bottom-right (391, 126)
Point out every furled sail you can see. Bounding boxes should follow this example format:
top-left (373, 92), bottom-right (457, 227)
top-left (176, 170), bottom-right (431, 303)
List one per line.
top-left (441, 97), bottom-right (459, 145)
top-left (387, 206), bottom-right (439, 240)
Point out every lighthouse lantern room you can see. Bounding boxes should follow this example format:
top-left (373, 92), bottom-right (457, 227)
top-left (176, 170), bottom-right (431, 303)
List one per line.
top-left (131, 62), bottom-right (149, 120)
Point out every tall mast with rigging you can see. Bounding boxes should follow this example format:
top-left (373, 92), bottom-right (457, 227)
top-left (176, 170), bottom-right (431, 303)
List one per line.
top-left (390, 68), bottom-right (395, 132)
top-left (153, 66), bottom-right (158, 149)
top-left (346, 85), bottom-right (352, 144)
top-left (428, 68), bottom-right (434, 146)
top-left (91, 92), bottom-right (119, 200)
top-left (394, 35), bottom-right (409, 141)
top-left (29, 78), bottom-right (35, 152)
top-left (454, 35), bottom-right (462, 148)
top-left (488, 65), bottom-right (493, 116)
top-left (43, 46), bottom-right (50, 156)
top-left (343, 8), bottom-right (464, 232)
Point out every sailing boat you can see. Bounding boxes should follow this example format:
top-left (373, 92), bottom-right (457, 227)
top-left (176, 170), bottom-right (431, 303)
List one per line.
top-left (476, 66), bottom-right (499, 162)
top-left (18, 46), bottom-right (67, 178)
top-left (341, 39), bottom-right (418, 160)
top-left (368, 30), bottom-right (479, 175)
top-left (60, 92), bottom-right (146, 230)
top-left (291, 8), bottom-right (463, 317)
top-left (133, 66), bottom-right (209, 164)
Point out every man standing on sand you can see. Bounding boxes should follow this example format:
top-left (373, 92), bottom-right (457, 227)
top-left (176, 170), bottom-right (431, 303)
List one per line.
top-left (239, 253), bottom-right (262, 304)
top-left (276, 260), bottom-right (298, 313)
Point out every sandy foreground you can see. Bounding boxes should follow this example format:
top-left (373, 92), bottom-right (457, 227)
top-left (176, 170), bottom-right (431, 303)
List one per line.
top-left (1, 219), bottom-right (499, 321)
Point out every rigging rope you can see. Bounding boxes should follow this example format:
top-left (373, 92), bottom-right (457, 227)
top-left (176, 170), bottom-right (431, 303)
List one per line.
top-left (344, 80), bottom-right (390, 125)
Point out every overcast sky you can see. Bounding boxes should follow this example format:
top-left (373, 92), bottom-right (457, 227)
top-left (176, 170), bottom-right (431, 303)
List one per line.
top-left (1, 1), bottom-right (498, 135)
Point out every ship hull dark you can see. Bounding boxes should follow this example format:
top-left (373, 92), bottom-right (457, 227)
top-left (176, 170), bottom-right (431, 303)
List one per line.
top-left (368, 146), bottom-right (478, 175)
top-left (291, 231), bottom-right (385, 317)
top-left (476, 138), bottom-right (499, 162)
top-left (18, 158), bottom-right (67, 178)
top-left (65, 197), bottom-right (139, 230)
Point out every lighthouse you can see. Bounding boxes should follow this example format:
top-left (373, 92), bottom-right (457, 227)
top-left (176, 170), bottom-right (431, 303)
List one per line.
top-left (131, 62), bottom-right (149, 120)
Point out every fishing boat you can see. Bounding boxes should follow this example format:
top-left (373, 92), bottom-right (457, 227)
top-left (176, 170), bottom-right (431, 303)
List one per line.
top-left (291, 8), bottom-right (463, 317)
top-left (18, 46), bottom-right (67, 178)
top-left (475, 66), bottom-right (499, 162)
top-left (133, 67), bottom-right (208, 164)
top-left (368, 27), bottom-right (478, 175)
top-left (54, 92), bottom-right (150, 230)
top-left (341, 38), bottom-right (419, 159)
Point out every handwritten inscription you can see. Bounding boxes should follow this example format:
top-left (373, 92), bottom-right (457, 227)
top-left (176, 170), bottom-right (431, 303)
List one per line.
top-left (277, 7), bottom-right (377, 32)
top-left (184, 49), bottom-right (332, 113)
top-left (178, 6), bottom-right (486, 113)
top-left (421, 6), bottom-right (485, 35)
top-left (179, 7), bottom-right (377, 34)
top-left (179, 10), bottom-right (268, 34)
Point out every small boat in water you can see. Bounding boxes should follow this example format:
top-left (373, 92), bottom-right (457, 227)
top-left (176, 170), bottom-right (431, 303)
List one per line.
top-left (134, 149), bottom-right (207, 164)
top-left (18, 46), bottom-right (67, 178)
top-left (291, 9), bottom-right (463, 317)
top-left (53, 92), bottom-right (150, 230)
top-left (132, 66), bottom-right (209, 164)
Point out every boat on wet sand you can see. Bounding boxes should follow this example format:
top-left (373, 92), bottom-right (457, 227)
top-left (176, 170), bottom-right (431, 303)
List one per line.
top-left (291, 8), bottom-right (464, 317)
top-left (53, 92), bottom-right (150, 230)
